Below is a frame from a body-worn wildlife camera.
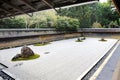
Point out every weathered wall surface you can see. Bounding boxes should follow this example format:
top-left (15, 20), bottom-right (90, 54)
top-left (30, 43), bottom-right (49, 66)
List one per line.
top-left (1, 28), bottom-right (120, 49)
top-left (0, 33), bottom-right (81, 49)
top-left (1, 28), bottom-right (120, 38)
top-left (0, 28), bottom-right (58, 38)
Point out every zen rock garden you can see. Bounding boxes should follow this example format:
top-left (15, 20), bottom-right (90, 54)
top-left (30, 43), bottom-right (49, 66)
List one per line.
top-left (0, 38), bottom-right (117, 80)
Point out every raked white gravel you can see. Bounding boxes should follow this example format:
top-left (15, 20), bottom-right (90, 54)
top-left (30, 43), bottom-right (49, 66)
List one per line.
top-left (0, 38), bottom-right (118, 80)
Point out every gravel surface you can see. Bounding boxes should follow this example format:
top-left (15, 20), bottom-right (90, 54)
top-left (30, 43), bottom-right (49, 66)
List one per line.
top-left (0, 38), bottom-right (117, 80)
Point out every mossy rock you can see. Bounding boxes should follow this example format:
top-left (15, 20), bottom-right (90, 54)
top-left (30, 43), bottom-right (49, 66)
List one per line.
top-left (34, 42), bottom-right (50, 46)
top-left (99, 38), bottom-right (107, 42)
top-left (76, 38), bottom-right (83, 42)
top-left (76, 40), bottom-right (83, 42)
top-left (81, 37), bottom-right (86, 40)
top-left (12, 54), bottom-right (40, 61)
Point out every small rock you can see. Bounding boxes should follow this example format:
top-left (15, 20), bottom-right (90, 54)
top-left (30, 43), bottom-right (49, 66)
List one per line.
top-left (12, 54), bottom-right (21, 60)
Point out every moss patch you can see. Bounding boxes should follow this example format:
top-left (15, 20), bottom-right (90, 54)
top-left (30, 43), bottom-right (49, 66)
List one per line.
top-left (76, 40), bottom-right (83, 42)
top-left (34, 42), bottom-right (50, 46)
top-left (12, 54), bottom-right (40, 61)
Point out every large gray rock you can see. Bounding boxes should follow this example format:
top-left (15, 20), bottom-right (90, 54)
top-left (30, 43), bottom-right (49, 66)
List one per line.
top-left (12, 46), bottom-right (34, 60)
top-left (21, 46), bottom-right (34, 58)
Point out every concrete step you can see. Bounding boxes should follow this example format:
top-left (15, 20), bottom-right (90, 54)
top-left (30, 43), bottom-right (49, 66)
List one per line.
top-left (0, 71), bottom-right (15, 80)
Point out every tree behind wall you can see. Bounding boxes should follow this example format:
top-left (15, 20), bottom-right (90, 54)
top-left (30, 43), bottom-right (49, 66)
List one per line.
top-left (57, 2), bottom-right (120, 28)
top-left (58, 4), bottom-right (94, 28)
top-left (0, 18), bottom-right (25, 28)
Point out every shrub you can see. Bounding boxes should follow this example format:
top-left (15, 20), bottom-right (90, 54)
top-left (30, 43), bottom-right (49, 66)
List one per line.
top-left (99, 38), bottom-right (107, 42)
top-left (56, 16), bottom-right (79, 32)
top-left (109, 21), bottom-right (119, 28)
top-left (92, 22), bottom-right (102, 28)
top-left (0, 18), bottom-right (25, 28)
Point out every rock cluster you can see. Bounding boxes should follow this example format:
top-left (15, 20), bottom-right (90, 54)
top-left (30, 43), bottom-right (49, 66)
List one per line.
top-left (12, 46), bottom-right (34, 60)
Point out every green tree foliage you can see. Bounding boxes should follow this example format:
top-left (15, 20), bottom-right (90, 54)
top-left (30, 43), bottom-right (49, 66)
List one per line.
top-left (109, 20), bottom-right (120, 28)
top-left (58, 4), bottom-right (93, 28)
top-left (0, 18), bottom-right (25, 28)
top-left (98, 3), bottom-right (112, 27)
top-left (18, 11), bottom-right (57, 28)
top-left (56, 16), bottom-right (79, 31)
top-left (0, 1), bottom-right (120, 29)
top-left (58, 2), bottom-right (120, 28)
top-left (92, 22), bottom-right (102, 28)
top-left (0, 10), bottom-right (79, 32)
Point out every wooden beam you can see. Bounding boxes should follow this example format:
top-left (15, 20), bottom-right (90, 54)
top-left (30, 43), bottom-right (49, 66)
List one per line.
top-left (0, 12), bottom-right (5, 18)
top-left (41, 0), bottom-right (58, 12)
top-left (0, 7), bottom-right (16, 18)
top-left (112, 0), bottom-right (120, 15)
top-left (20, 0), bottom-right (38, 11)
top-left (0, 6), bottom-right (14, 15)
top-left (1, 0), bottom-right (31, 16)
